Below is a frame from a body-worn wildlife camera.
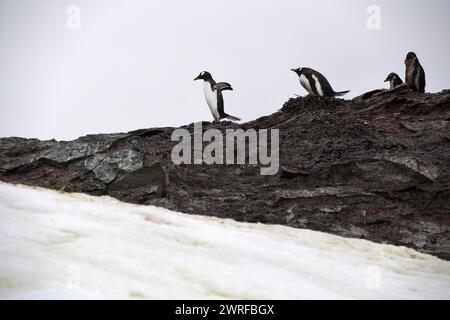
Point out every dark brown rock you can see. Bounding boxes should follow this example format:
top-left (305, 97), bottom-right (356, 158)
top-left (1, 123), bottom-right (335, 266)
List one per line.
top-left (1, 88), bottom-right (450, 260)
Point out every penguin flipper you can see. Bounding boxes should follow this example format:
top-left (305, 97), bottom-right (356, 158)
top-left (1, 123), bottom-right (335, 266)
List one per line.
top-left (419, 67), bottom-right (426, 93)
top-left (214, 82), bottom-right (233, 92)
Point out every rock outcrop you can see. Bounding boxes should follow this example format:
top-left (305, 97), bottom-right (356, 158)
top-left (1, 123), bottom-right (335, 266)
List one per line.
top-left (1, 87), bottom-right (450, 260)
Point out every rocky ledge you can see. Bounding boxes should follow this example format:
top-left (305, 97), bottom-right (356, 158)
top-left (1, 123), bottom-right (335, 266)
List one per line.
top-left (1, 87), bottom-right (450, 260)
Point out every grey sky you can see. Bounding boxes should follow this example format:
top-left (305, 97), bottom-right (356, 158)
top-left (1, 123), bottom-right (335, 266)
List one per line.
top-left (1, 0), bottom-right (449, 140)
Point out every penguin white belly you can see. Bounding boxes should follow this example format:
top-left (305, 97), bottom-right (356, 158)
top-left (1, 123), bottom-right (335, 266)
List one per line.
top-left (203, 82), bottom-right (220, 121)
top-left (299, 75), bottom-right (314, 95)
top-left (406, 66), bottom-right (414, 84)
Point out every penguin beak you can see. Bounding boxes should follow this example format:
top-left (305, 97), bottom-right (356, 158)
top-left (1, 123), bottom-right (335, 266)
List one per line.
top-left (290, 68), bottom-right (297, 73)
top-left (194, 75), bottom-right (201, 81)
top-left (384, 77), bottom-right (389, 82)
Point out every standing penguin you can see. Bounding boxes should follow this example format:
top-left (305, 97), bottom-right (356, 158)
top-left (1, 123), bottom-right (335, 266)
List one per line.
top-left (194, 71), bottom-right (241, 123)
top-left (291, 67), bottom-right (350, 97)
top-left (384, 73), bottom-right (404, 90)
top-left (404, 52), bottom-right (426, 93)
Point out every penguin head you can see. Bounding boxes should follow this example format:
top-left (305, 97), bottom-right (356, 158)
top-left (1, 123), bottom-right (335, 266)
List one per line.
top-left (405, 52), bottom-right (418, 66)
top-left (194, 71), bottom-right (212, 81)
top-left (384, 73), bottom-right (399, 82)
top-left (290, 68), bottom-right (304, 76)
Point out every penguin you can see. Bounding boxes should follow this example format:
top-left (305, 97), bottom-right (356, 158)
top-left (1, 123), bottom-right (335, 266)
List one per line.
top-left (291, 67), bottom-right (350, 97)
top-left (404, 52), bottom-right (426, 93)
top-left (384, 73), bottom-right (404, 90)
top-left (194, 71), bottom-right (241, 123)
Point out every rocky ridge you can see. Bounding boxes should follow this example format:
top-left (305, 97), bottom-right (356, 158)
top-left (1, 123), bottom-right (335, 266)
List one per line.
top-left (1, 87), bottom-right (450, 260)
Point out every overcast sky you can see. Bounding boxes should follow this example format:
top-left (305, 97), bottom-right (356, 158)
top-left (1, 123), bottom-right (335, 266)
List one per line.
top-left (1, 0), bottom-right (449, 140)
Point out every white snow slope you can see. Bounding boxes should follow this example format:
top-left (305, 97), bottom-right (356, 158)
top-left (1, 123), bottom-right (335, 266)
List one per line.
top-left (0, 182), bottom-right (449, 300)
